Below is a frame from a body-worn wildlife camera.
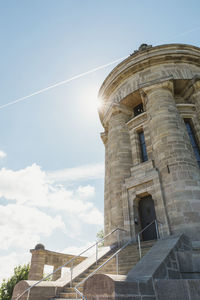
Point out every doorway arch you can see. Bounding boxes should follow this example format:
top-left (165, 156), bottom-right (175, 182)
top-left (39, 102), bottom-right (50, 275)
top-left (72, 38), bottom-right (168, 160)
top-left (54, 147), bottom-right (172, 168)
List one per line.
top-left (139, 195), bottom-right (157, 241)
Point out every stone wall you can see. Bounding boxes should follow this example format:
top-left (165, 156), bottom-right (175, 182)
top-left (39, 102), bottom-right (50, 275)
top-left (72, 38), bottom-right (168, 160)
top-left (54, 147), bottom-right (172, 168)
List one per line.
top-left (155, 279), bottom-right (200, 300)
top-left (83, 234), bottom-right (200, 300)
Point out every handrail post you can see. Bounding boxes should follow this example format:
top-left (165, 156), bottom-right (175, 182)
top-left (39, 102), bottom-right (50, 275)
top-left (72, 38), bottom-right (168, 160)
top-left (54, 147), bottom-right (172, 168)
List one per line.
top-left (27, 289), bottom-right (30, 300)
top-left (160, 223), bottom-right (163, 239)
top-left (116, 253), bottom-right (119, 275)
top-left (74, 235), bottom-right (133, 299)
top-left (117, 229), bottom-right (120, 248)
top-left (70, 260), bottom-right (73, 287)
top-left (155, 220), bottom-right (159, 239)
top-left (138, 234), bottom-right (141, 259)
top-left (96, 242), bottom-right (98, 265)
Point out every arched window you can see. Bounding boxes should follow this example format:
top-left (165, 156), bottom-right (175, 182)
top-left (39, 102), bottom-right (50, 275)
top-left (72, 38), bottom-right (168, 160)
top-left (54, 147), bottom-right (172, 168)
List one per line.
top-left (138, 131), bottom-right (148, 162)
top-left (184, 119), bottom-right (200, 167)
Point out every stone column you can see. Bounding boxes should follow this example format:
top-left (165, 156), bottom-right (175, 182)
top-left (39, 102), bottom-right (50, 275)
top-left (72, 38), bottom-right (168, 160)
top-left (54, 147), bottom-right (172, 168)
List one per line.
top-left (28, 247), bottom-right (46, 280)
top-left (143, 80), bottom-right (200, 240)
top-left (104, 104), bottom-right (132, 245)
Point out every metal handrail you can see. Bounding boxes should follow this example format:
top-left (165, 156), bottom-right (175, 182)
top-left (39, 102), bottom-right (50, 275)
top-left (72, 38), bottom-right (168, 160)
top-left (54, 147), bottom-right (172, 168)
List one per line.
top-left (137, 219), bottom-right (162, 259)
top-left (74, 237), bottom-right (135, 300)
top-left (75, 219), bottom-right (163, 299)
top-left (15, 227), bottom-right (126, 300)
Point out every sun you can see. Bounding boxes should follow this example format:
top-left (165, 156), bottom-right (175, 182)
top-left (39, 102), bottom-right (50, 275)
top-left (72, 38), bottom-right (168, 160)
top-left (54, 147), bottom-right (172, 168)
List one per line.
top-left (78, 86), bottom-right (104, 119)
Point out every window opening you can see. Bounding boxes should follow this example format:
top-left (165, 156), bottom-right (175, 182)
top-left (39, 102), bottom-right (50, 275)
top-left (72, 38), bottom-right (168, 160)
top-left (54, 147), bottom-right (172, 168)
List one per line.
top-left (134, 103), bottom-right (144, 117)
top-left (185, 120), bottom-right (200, 167)
top-left (43, 265), bottom-right (53, 280)
top-left (138, 131), bottom-right (148, 162)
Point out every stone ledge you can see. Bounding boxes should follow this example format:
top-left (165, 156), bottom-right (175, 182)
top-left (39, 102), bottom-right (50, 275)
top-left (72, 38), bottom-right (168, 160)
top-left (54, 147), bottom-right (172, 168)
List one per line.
top-left (126, 235), bottom-right (186, 282)
top-left (126, 112), bottom-right (148, 130)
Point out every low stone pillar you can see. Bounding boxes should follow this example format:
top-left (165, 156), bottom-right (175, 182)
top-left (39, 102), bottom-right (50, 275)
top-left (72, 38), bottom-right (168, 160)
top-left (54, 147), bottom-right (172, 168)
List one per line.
top-left (28, 244), bottom-right (46, 281)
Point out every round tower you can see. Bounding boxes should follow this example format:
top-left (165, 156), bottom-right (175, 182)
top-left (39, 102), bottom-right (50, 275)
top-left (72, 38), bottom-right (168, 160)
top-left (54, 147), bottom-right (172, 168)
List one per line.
top-left (98, 43), bottom-right (200, 244)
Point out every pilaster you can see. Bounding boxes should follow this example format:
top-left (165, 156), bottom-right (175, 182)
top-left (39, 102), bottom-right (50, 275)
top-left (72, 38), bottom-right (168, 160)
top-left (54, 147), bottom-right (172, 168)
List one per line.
top-left (29, 250), bottom-right (46, 280)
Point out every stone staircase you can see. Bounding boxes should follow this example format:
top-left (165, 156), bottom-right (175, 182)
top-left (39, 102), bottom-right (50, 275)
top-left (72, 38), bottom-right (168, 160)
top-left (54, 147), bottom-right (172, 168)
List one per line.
top-left (52, 240), bottom-right (155, 300)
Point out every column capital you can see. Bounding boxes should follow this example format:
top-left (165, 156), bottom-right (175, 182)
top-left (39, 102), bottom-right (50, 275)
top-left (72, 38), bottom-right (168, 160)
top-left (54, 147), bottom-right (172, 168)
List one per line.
top-left (102, 103), bottom-right (132, 127)
top-left (141, 79), bottom-right (174, 97)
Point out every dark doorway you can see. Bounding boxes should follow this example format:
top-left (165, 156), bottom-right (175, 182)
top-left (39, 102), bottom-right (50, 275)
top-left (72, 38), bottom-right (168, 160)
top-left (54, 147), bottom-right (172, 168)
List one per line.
top-left (139, 196), bottom-right (157, 241)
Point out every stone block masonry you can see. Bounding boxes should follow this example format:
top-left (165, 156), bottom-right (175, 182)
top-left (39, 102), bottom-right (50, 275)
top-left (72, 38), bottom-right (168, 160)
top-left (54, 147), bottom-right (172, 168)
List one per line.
top-left (98, 43), bottom-right (200, 243)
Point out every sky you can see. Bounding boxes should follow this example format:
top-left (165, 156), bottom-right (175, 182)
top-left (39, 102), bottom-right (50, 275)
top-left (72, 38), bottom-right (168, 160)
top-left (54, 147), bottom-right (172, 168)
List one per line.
top-left (0, 0), bottom-right (200, 283)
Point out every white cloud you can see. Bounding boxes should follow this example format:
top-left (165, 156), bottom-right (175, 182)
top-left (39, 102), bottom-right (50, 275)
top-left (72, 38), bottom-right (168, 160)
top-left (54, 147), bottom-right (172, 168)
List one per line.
top-left (0, 163), bottom-right (103, 283)
top-left (0, 164), bottom-right (103, 226)
top-left (0, 164), bottom-right (48, 205)
top-left (0, 204), bottom-right (65, 250)
top-left (0, 150), bottom-right (6, 159)
top-left (47, 186), bottom-right (103, 226)
top-left (0, 163), bottom-right (103, 249)
top-left (80, 207), bottom-right (103, 225)
top-left (76, 185), bottom-right (95, 199)
top-left (46, 162), bottom-right (104, 183)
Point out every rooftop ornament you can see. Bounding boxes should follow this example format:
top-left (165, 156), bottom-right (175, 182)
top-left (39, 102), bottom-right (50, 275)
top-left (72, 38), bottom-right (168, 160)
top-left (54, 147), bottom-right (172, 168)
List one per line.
top-left (130, 43), bottom-right (152, 56)
top-left (34, 243), bottom-right (45, 250)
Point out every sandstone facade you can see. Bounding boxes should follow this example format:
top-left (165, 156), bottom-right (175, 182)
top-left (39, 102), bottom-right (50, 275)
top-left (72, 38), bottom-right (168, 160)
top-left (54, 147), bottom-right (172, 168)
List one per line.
top-left (98, 43), bottom-right (200, 243)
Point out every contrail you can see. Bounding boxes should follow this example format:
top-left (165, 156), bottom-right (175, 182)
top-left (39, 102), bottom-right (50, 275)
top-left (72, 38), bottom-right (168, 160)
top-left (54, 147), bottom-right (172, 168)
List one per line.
top-left (157, 26), bottom-right (200, 45)
top-left (0, 56), bottom-right (128, 110)
top-left (1, 24), bottom-right (200, 111)
top-left (174, 26), bottom-right (200, 38)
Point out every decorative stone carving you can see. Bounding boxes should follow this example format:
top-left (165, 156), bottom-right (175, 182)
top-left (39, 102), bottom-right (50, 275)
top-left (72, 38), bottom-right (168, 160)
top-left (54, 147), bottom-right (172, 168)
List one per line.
top-left (130, 43), bottom-right (152, 55)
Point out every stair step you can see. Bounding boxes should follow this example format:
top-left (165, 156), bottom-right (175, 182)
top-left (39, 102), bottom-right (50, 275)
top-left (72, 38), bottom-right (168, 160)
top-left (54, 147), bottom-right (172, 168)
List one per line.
top-left (57, 292), bottom-right (78, 299)
top-left (63, 287), bottom-right (83, 293)
top-left (57, 241), bottom-right (155, 299)
top-left (59, 290), bottom-right (83, 297)
top-left (53, 298), bottom-right (82, 300)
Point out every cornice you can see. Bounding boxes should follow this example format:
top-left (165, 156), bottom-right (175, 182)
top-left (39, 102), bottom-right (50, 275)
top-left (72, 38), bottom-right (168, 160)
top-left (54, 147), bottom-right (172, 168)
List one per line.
top-left (99, 44), bottom-right (200, 100)
top-left (98, 44), bottom-right (200, 126)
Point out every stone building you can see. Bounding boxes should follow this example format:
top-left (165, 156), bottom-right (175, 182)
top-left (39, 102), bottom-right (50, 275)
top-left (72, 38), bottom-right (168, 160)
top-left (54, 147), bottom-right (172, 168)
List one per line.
top-left (98, 43), bottom-right (200, 244)
top-left (12, 43), bottom-right (200, 300)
